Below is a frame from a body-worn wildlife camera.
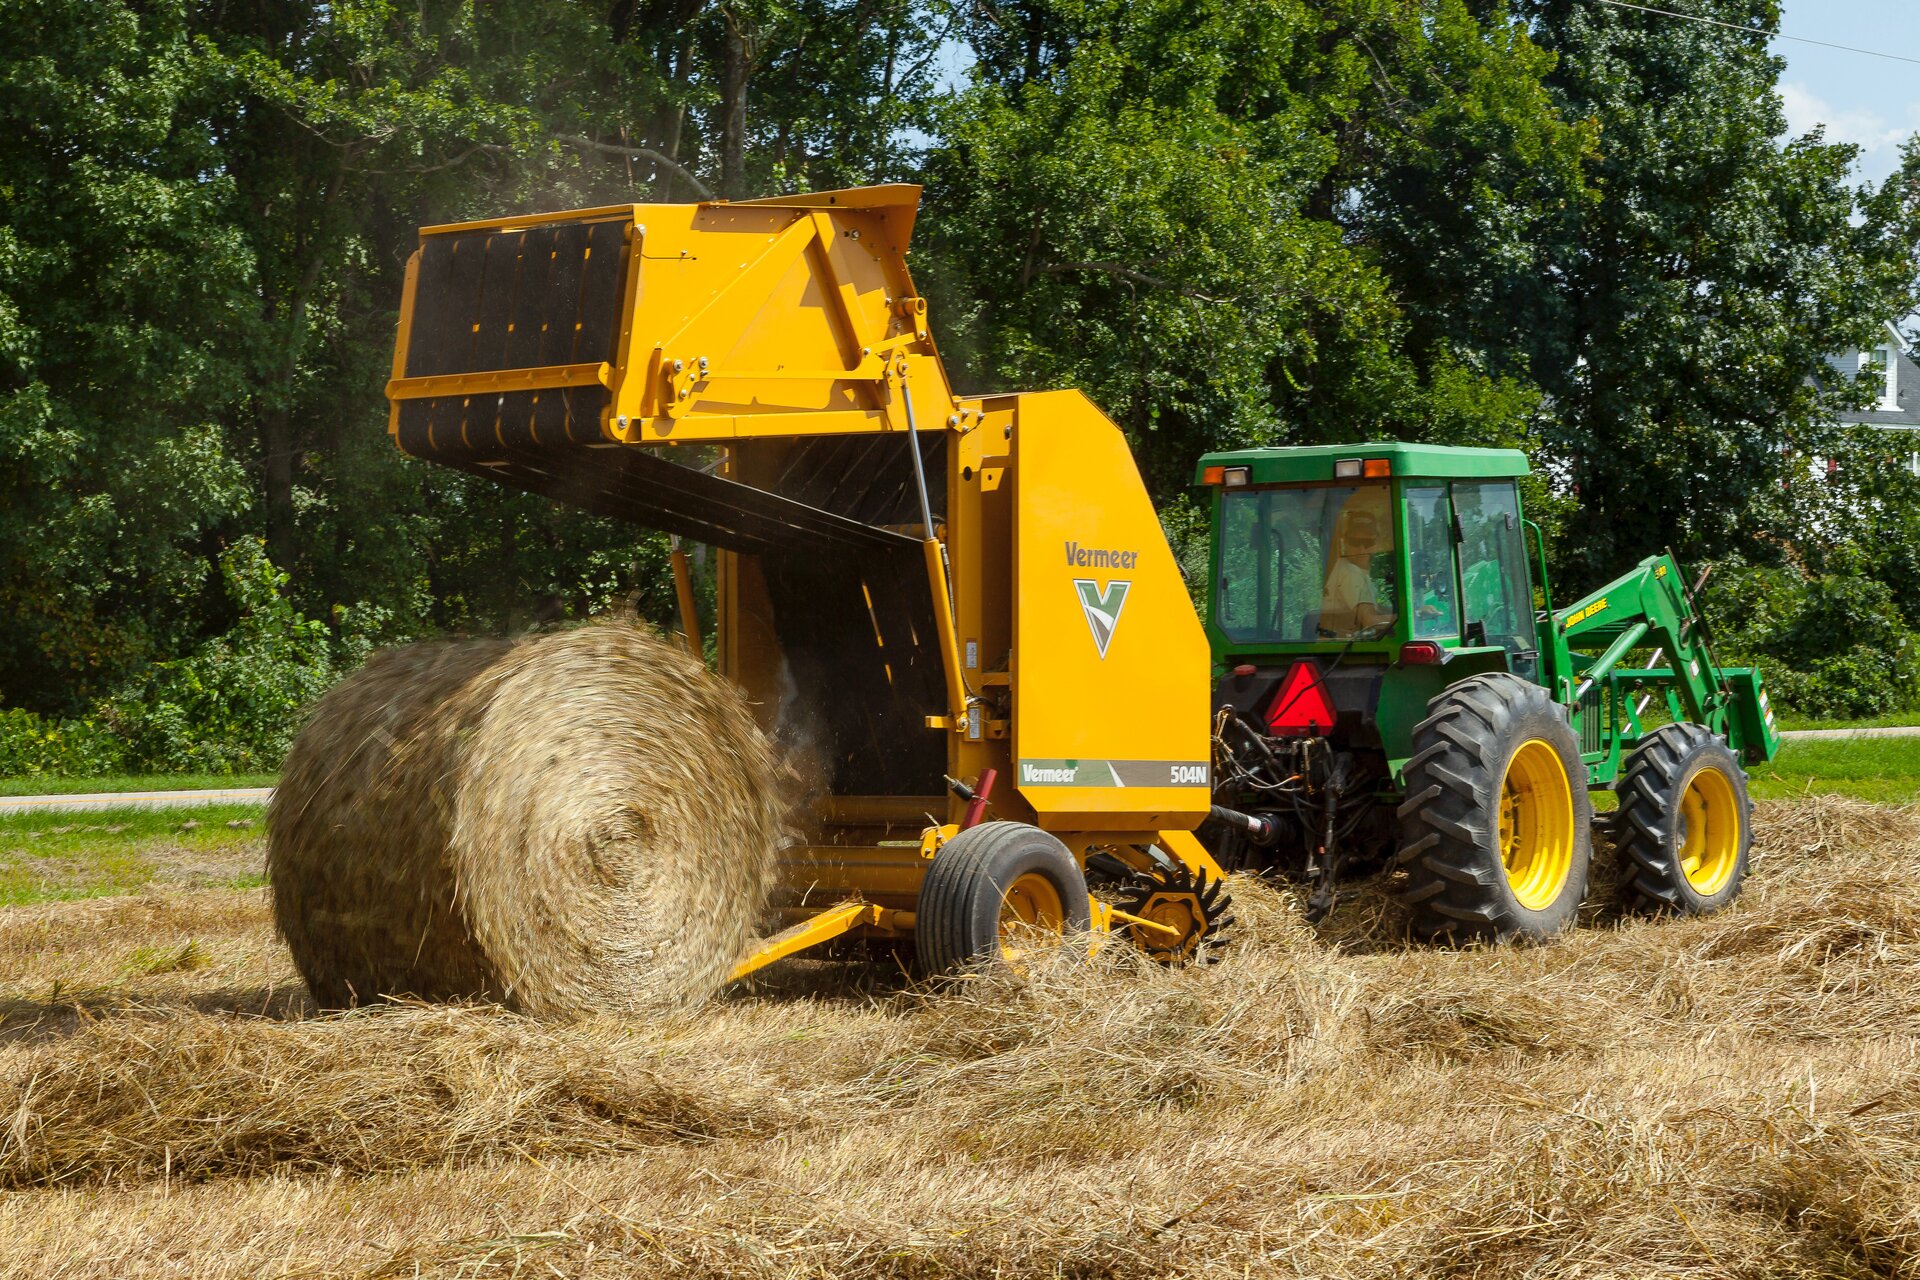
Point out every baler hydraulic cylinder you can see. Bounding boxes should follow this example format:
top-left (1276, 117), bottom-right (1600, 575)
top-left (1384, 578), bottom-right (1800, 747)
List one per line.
top-left (897, 363), bottom-right (973, 720)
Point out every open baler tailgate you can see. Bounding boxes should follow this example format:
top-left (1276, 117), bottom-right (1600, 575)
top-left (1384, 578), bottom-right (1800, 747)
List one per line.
top-left (384, 186), bottom-right (952, 554)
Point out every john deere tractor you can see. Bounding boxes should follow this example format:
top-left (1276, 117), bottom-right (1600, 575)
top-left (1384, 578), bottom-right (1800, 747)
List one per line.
top-left (1198, 443), bottom-right (1781, 942)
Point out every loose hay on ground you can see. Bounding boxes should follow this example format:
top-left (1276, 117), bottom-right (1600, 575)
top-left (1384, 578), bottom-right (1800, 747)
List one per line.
top-left (267, 623), bottom-right (787, 1017)
top-left (0, 1004), bottom-right (774, 1188)
top-left (2, 798), bottom-right (1919, 1276)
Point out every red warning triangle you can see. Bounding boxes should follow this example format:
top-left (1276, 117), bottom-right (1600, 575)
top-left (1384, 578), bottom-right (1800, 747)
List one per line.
top-left (1265, 660), bottom-right (1337, 736)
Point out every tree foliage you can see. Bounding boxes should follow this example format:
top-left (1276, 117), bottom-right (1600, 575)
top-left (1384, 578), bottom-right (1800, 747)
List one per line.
top-left (0, 0), bottom-right (1916, 738)
top-left (1513, 0), bottom-right (1916, 587)
top-left (922, 0), bottom-right (1594, 494)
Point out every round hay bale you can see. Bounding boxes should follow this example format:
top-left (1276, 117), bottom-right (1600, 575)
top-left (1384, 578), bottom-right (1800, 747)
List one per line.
top-left (268, 622), bottom-right (786, 1016)
top-left (268, 638), bottom-right (513, 1009)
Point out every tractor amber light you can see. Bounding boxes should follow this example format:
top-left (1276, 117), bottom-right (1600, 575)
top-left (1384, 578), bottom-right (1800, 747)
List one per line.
top-left (1265, 660), bottom-right (1338, 736)
top-left (1223, 466), bottom-right (1251, 486)
top-left (1363, 458), bottom-right (1392, 478)
top-left (1399, 641), bottom-right (1443, 665)
top-left (1334, 458), bottom-right (1363, 478)
top-left (1201, 465), bottom-right (1226, 485)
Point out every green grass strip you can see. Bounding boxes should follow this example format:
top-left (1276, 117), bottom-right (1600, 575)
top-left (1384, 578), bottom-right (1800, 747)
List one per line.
top-left (1747, 736), bottom-right (1920, 805)
top-left (0, 774), bottom-right (276, 797)
top-left (0, 804), bottom-right (266, 907)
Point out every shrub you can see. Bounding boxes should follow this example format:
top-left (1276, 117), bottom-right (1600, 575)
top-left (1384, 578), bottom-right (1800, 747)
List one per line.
top-left (1706, 561), bottom-right (1920, 720)
top-left (1159, 495), bottom-right (1212, 612)
top-left (105, 540), bottom-right (339, 773)
top-left (0, 708), bottom-right (126, 777)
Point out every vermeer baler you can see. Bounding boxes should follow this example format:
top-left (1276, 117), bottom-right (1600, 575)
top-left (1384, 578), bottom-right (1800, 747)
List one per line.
top-left (385, 186), bottom-right (1233, 973)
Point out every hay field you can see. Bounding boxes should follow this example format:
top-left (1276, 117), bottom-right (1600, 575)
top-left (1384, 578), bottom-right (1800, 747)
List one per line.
top-left (1, 799), bottom-right (1917, 1278)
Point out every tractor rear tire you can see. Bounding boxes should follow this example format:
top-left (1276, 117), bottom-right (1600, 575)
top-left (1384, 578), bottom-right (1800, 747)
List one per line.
top-left (1612, 723), bottom-right (1751, 916)
top-left (916, 822), bottom-right (1092, 974)
top-left (1397, 673), bottom-right (1593, 943)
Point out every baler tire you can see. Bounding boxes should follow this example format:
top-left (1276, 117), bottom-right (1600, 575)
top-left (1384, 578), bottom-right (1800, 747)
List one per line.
top-left (1396, 672), bottom-right (1593, 944)
top-left (1612, 723), bottom-right (1750, 916)
top-left (916, 822), bottom-right (1091, 974)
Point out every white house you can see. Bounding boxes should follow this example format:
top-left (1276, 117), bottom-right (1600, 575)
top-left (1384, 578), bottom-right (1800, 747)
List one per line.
top-left (1824, 321), bottom-right (1920, 469)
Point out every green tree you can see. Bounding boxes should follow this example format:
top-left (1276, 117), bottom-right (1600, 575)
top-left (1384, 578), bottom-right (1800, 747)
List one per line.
top-left (196, 0), bottom-right (946, 639)
top-left (1512, 0), bottom-right (1919, 587)
top-left (921, 0), bottom-right (1589, 494)
top-left (0, 0), bottom-right (254, 712)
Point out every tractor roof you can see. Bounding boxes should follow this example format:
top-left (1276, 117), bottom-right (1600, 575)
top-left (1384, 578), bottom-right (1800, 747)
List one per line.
top-left (1194, 441), bottom-right (1530, 486)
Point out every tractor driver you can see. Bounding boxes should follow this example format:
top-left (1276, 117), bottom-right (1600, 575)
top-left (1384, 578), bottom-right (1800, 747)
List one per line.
top-left (1320, 507), bottom-right (1395, 637)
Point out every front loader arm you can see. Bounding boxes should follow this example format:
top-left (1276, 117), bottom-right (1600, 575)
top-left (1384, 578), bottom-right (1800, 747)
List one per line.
top-left (1552, 554), bottom-right (1776, 764)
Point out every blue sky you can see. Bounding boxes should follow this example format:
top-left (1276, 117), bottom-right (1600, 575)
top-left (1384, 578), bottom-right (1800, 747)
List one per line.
top-left (1771, 1), bottom-right (1920, 184)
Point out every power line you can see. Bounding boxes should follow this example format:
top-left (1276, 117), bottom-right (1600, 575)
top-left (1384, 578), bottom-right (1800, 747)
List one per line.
top-left (1596, 0), bottom-right (1920, 68)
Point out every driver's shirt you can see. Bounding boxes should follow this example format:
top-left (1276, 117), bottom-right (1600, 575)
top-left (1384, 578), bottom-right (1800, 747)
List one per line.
top-left (1322, 558), bottom-right (1376, 625)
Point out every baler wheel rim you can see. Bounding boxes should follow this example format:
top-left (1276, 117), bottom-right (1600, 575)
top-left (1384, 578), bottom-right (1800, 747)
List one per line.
top-left (998, 872), bottom-right (1066, 962)
top-left (915, 821), bottom-right (1092, 974)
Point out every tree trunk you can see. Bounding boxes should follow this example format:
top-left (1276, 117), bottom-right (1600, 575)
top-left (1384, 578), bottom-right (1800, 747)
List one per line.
top-left (721, 10), bottom-right (750, 196)
top-left (646, 13), bottom-right (699, 197)
top-left (498, 516), bottom-right (517, 633)
top-left (261, 406), bottom-right (296, 571)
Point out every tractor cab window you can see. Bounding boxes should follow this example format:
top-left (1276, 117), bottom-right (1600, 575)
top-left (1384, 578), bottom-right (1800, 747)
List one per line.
top-left (1453, 480), bottom-right (1533, 655)
top-left (1404, 485), bottom-right (1459, 640)
top-left (1217, 483), bottom-right (1397, 643)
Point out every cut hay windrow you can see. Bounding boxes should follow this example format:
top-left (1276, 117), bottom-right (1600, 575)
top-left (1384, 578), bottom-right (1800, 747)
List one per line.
top-left (266, 622), bottom-right (786, 1017)
top-left (0, 1004), bottom-right (771, 1188)
top-left (4, 795), bottom-right (1920, 1277)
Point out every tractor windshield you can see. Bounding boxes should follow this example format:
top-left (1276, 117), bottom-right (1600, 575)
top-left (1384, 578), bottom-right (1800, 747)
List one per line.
top-left (1216, 483), bottom-right (1398, 643)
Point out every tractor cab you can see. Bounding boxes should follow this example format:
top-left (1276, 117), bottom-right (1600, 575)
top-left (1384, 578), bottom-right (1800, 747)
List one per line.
top-left (1198, 443), bottom-right (1542, 764)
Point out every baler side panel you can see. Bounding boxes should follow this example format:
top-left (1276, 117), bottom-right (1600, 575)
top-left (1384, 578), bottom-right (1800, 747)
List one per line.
top-left (1011, 391), bottom-right (1211, 829)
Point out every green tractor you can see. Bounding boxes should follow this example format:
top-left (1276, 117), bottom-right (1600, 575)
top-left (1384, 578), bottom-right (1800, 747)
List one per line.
top-left (1196, 442), bottom-right (1781, 941)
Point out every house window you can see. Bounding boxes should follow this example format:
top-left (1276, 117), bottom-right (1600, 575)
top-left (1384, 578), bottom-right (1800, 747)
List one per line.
top-left (1863, 346), bottom-right (1900, 412)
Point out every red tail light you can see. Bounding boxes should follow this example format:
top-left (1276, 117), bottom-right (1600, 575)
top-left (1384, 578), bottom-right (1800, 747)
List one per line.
top-left (1265, 660), bottom-right (1338, 736)
top-left (1399, 641), bottom-right (1443, 665)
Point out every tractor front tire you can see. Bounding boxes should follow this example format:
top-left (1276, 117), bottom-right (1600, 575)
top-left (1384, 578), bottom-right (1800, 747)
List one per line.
top-left (1397, 673), bottom-right (1593, 943)
top-left (1613, 723), bottom-right (1751, 916)
top-left (916, 822), bottom-right (1092, 974)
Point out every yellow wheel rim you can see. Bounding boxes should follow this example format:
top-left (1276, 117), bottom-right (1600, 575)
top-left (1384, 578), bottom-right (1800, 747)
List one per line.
top-left (998, 871), bottom-right (1065, 962)
top-left (1498, 738), bottom-right (1576, 911)
top-left (1678, 766), bottom-right (1741, 895)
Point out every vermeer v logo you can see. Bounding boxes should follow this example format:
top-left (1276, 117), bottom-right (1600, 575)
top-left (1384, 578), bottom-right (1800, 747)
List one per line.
top-left (1073, 579), bottom-right (1130, 658)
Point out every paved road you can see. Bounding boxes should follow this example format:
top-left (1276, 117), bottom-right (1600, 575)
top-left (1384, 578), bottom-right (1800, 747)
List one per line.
top-left (1778, 726), bottom-right (1920, 741)
top-left (0, 787), bottom-right (273, 815)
